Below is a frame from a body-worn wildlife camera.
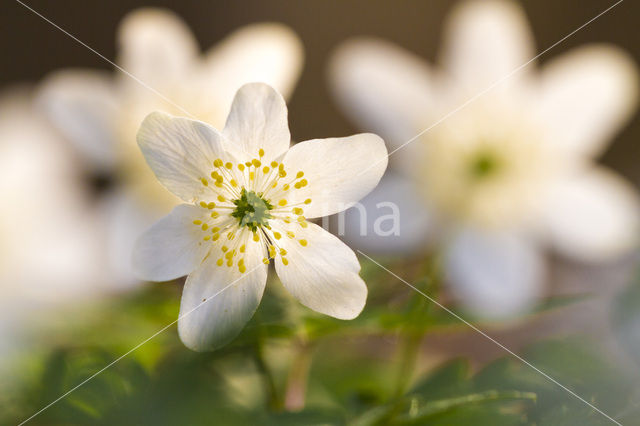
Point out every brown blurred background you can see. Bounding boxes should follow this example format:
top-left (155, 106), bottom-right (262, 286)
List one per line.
top-left (2, 0), bottom-right (639, 184)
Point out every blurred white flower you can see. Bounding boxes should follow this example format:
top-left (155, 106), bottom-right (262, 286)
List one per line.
top-left (37, 8), bottom-right (304, 286)
top-left (0, 88), bottom-right (104, 357)
top-left (330, 0), bottom-right (639, 316)
top-left (133, 83), bottom-right (387, 351)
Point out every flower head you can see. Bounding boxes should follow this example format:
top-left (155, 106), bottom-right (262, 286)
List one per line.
top-left (330, 0), bottom-right (639, 316)
top-left (133, 83), bottom-right (387, 350)
top-left (37, 9), bottom-right (304, 286)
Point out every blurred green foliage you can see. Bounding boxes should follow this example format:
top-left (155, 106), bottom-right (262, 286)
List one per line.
top-left (3, 258), bottom-right (639, 425)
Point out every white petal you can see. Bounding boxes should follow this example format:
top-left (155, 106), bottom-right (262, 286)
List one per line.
top-left (117, 8), bottom-right (197, 91)
top-left (136, 111), bottom-right (228, 202)
top-left (280, 134), bottom-right (388, 218)
top-left (178, 234), bottom-right (268, 351)
top-left (222, 83), bottom-right (290, 161)
top-left (37, 70), bottom-right (118, 170)
top-left (132, 204), bottom-right (210, 281)
top-left (329, 38), bottom-right (434, 147)
top-left (440, 0), bottom-right (535, 91)
top-left (536, 45), bottom-right (638, 160)
top-left (338, 173), bottom-right (433, 254)
top-left (543, 167), bottom-right (640, 263)
top-left (445, 229), bottom-right (545, 318)
top-left (201, 23), bottom-right (303, 119)
top-left (273, 222), bottom-right (367, 320)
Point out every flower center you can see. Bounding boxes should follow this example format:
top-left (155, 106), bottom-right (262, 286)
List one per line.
top-left (469, 150), bottom-right (501, 180)
top-left (231, 188), bottom-right (274, 232)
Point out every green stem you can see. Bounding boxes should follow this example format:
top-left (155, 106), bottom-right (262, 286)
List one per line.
top-left (253, 327), bottom-right (282, 411)
top-left (392, 254), bottom-right (442, 399)
top-left (284, 339), bottom-right (313, 411)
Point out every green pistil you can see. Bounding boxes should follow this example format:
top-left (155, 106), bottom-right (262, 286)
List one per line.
top-left (231, 188), bottom-right (274, 232)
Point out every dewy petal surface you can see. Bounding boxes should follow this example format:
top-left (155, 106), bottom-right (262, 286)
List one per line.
top-left (445, 229), bottom-right (545, 318)
top-left (137, 112), bottom-right (228, 202)
top-left (178, 233), bottom-right (268, 351)
top-left (543, 167), bottom-right (640, 263)
top-left (536, 45), bottom-right (639, 160)
top-left (273, 222), bottom-right (367, 320)
top-left (223, 83), bottom-right (291, 162)
top-left (280, 134), bottom-right (388, 218)
top-left (201, 23), bottom-right (303, 122)
top-left (440, 0), bottom-right (535, 92)
top-left (132, 204), bottom-right (210, 282)
top-left (329, 38), bottom-right (434, 146)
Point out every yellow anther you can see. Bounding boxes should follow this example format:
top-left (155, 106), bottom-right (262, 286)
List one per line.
top-left (238, 163), bottom-right (245, 171)
top-left (272, 181), bottom-right (278, 188)
top-left (201, 223), bottom-right (209, 231)
top-left (301, 179), bottom-right (308, 187)
top-left (212, 227), bottom-right (220, 233)
top-left (279, 170), bottom-right (287, 178)
top-left (296, 171), bottom-right (304, 179)
top-left (283, 184), bottom-right (290, 191)
top-left (252, 159), bottom-right (261, 167)
top-left (259, 148), bottom-right (265, 157)
top-left (222, 246), bottom-right (228, 252)
top-left (297, 216), bottom-right (306, 223)
top-left (299, 239), bottom-right (308, 247)
top-left (273, 232), bottom-right (282, 240)
top-left (239, 264), bottom-right (247, 273)
top-left (279, 248), bottom-right (287, 256)
top-left (227, 232), bottom-right (235, 240)
top-left (282, 257), bottom-right (289, 266)
top-left (250, 172), bottom-right (255, 181)
top-left (215, 181), bottom-right (223, 188)
top-left (238, 258), bottom-right (245, 266)
top-left (203, 235), bottom-right (211, 241)
top-left (245, 161), bottom-right (252, 167)
top-left (225, 251), bottom-right (234, 260)
top-left (270, 161), bottom-right (278, 168)
top-left (207, 202), bottom-right (216, 209)
top-left (211, 171), bottom-right (219, 179)
top-left (225, 162), bottom-right (233, 169)
top-left (214, 159), bottom-right (223, 167)
top-left (299, 221), bottom-right (308, 228)
top-left (294, 182), bottom-right (301, 189)
top-left (212, 234), bottom-right (220, 241)
top-left (286, 231), bottom-right (295, 239)
top-left (278, 199), bottom-right (287, 206)
top-left (199, 201), bottom-right (208, 208)
top-left (284, 217), bottom-right (292, 224)
top-left (211, 211), bottom-right (219, 218)
top-left (200, 177), bottom-right (208, 186)
top-left (304, 198), bottom-right (312, 204)
top-left (216, 258), bottom-right (224, 266)
top-left (230, 179), bottom-right (238, 187)
top-left (217, 195), bottom-right (226, 202)
top-left (293, 207), bottom-right (304, 215)
top-left (253, 233), bottom-right (260, 242)
top-left (279, 163), bottom-right (285, 170)
top-left (263, 166), bottom-right (270, 174)
top-left (227, 259), bottom-right (233, 267)
top-left (239, 244), bottom-right (246, 253)
top-left (262, 258), bottom-right (270, 264)
top-left (193, 220), bottom-right (202, 225)
top-left (268, 245), bottom-right (277, 258)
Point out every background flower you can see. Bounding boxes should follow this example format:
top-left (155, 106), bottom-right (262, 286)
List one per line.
top-left (329, 0), bottom-right (640, 316)
top-left (37, 8), bottom-right (304, 287)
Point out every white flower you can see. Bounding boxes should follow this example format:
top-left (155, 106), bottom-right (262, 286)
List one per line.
top-left (133, 83), bottom-right (388, 351)
top-left (329, 0), bottom-right (639, 316)
top-left (37, 8), bottom-right (304, 286)
top-left (0, 88), bottom-right (104, 359)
